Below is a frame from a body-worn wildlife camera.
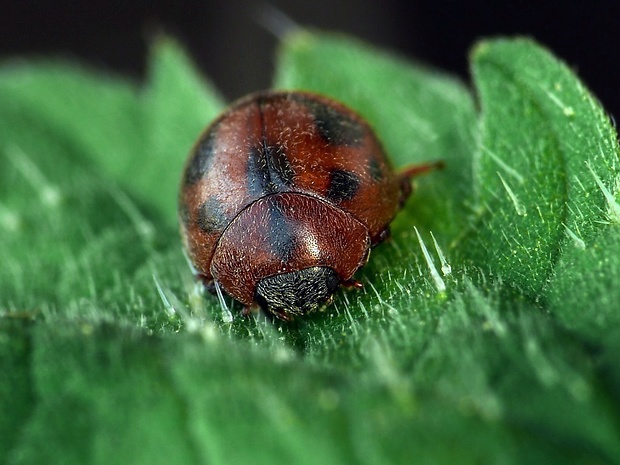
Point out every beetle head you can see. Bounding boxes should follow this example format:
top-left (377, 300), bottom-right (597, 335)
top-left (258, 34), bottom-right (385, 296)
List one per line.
top-left (254, 266), bottom-right (340, 320)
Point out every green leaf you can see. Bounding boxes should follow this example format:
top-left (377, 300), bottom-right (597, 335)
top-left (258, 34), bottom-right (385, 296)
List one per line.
top-left (0, 60), bottom-right (144, 192)
top-left (8, 324), bottom-right (199, 465)
top-left (413, 285), bottom-right (620, 462)
top-left (1, 321), bottom-right (521, 465)
top-left (546, 224), bottom-right (620, 340)
top-left (0, 316), bottom-right (35, 462)
top-left (463, 38), bottom-right (620, 296)
top-left (0, 117), bottom-right (156, 311)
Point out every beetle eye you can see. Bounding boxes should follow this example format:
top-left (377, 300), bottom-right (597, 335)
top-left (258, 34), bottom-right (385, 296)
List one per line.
top-left (255, 266), bottom-right (340, 318)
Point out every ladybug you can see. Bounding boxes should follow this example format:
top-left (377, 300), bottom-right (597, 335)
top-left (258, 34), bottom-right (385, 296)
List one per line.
top-left (179, 91), bottom-right (440, 321)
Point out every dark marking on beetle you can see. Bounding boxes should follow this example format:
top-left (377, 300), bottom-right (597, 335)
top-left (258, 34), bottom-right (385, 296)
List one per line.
top-left (266, 196), bottom-right (297, 263)
top-left (326, 169), bottom-right (360, 203)
top-left (197, 196), bottom-right (229, 233)
top-left (246, 144), bottom-right (295, 197)
top-left (246, 95), bottom-right (296, 196)
top-left (184, 128), bottom-right (217, 185)
top-left (314, 108), bottom-right (365, 146)
top-left (291, 94), bottom-right (365, 146)
top-left (368, 157), bottom-right (384, 182)
top-left (268, 145), bottom-right (295, 186)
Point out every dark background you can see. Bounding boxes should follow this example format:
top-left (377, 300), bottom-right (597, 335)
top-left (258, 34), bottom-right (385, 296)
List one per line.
top-left (2, 0), bottom-right (619, 116)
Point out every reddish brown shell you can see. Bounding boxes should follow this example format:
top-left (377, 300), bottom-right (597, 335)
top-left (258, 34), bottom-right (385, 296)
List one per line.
top-left (179, 91), bottom-right (405, 308)
top-left (211, 192), bottom-right (371, 305)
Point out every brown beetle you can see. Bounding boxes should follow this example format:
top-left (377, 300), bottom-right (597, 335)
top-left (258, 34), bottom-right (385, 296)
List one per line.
top-left (179, 91), bottom-right (440, 320)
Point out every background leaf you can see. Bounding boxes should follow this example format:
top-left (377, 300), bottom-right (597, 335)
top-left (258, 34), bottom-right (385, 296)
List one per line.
top-left (462, 38), bottom-right (620, 296)
top-left (547, 223), bottom-right (620, 341)
top-left (142, 37), bottom-right (225, 222)
top-left (0, 60), bottom-right (143, 194)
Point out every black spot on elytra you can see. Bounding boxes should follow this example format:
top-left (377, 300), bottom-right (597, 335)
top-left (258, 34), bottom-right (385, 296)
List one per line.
top-left (291, 94), bottom-right (365, 146)
top-left (184, 128), bottom-right (217, 185)
top-left (315, 109), bottom-right (365, 146)
top-left (247, 143), bottom-right (295, 197)
top-left (197, 196), bottom-right (229, 233)
top-left (266, 197), bottom-right (297, 263)
top-left (368, 157), bottom-right (384, 182)
top-left (326, 169), bottom-right (360, 203)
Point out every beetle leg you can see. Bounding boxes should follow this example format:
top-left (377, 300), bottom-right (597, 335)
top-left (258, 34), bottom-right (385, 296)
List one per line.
top-left (342, 279), bottom-right (364, 289)
top-left (195, 274), bottom-right (217, 294)
top-left (374, 227), bottom-right (391, 245)
top-left (241, 305), bottom-right (257, 318)
top-left (398, 160), bottom-right (445, 207)
top-left (204, 280), bottom-right (217, 295)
